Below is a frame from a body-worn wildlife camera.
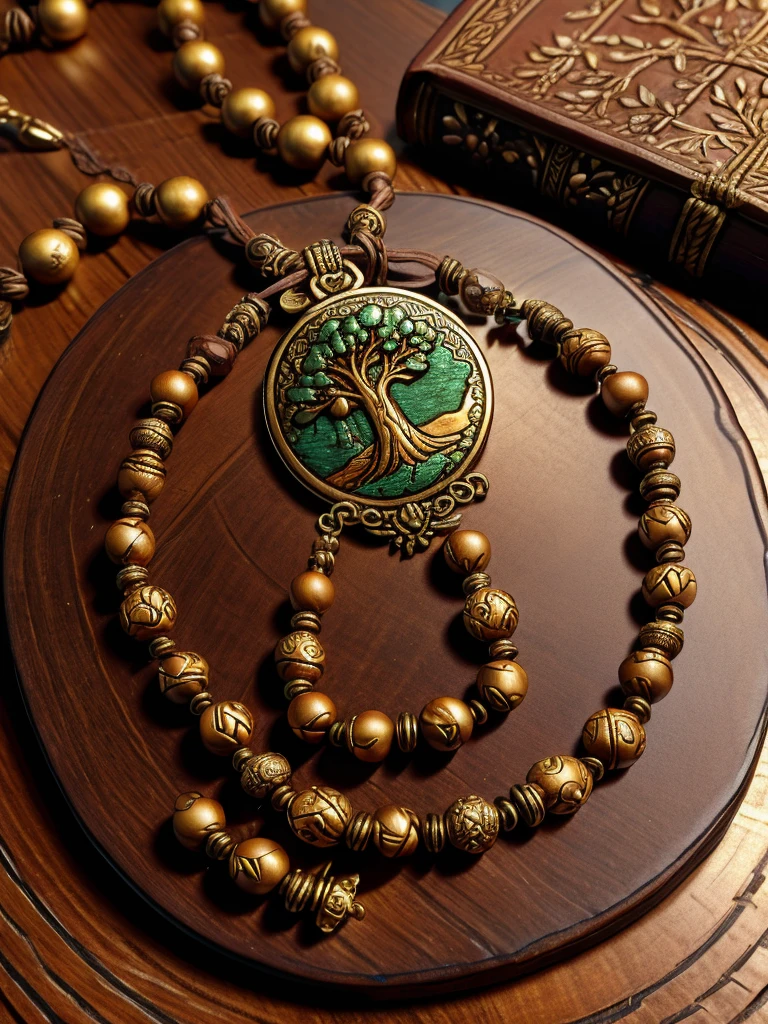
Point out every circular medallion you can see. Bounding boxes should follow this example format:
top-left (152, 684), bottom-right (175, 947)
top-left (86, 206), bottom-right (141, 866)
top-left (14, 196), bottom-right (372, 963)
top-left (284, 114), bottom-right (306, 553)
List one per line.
top-left (264, 287), bottom-right (493, 508)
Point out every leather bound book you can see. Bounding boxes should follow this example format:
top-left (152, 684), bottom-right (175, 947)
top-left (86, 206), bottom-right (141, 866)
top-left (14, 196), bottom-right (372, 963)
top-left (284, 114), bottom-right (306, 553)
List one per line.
top-left (397, 0), bottom-right (768, 298)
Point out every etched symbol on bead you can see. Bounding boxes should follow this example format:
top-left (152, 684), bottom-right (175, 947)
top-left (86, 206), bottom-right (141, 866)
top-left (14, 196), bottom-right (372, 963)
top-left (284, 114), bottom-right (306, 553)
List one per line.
top-left (445, 795), bottom-right (499, 854)
top-left (287, 786), bottom-right (352, 847)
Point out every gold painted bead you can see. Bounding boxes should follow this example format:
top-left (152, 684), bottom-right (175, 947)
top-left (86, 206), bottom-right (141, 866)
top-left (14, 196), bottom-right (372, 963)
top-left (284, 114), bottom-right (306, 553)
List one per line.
top-left (287, 786), bottom-right (351, 847)
top-left (287, 691), bottom-right (336, 744)
top-left (627, 425), bottom-right (676, 471)
top-left (37, 0), bottom-right (88, 42)
top-left (240, 752), bottom-right (292, 800)
top-left (307, 74), bottom-right (360, 121)
top-left (344, 137), bottom-right (397, 186)
top-left (75, 183), bottom-right (130, 237)
top-left (150, 370), bottom-right (198, 419)
top-left (619, 649), bottom-right (673, 704)
top-left (221, 88), bottom-right (276, 138)
top-left (445, 795), bottom-right (499, 854)
top-left (173, 792), bottom-right (225, 850)
top-left (287, 26), bottom-right (338, 74)
top-left (19, 228), bottom-right (79, 286)
top-left (419, 696), bottom-right (473, 751)
top-left (638, 502), bottom-right (692, 552)
top-left (476, 660), bottom-right (528, 712)
top-left (582, 708), bottom-right (646, 770)
top-left (157, 0), bottom-right (204, 36)
top-left (642, 563), bottom-right (697, 609)
top-left (200, 700), bottom-right (254, 755)
top-left (229, 837), bottom-right (289, 895)
top-left (158, 651), bottom-right (208, 704)
top-left (172, 40), bottom-right (225, 92)
top-left (346, 711), bottom-right (394, 763)
top-left (119, 585), bottom-right (177, 640)
top-left (463, 586), bottom-right (519, 641)
top-left (118, 449), bottom-right (166, 502)
top-left (371, 805), bottom-right (419, 858)
top-left (277, 115), bottom-right (332, 171)
top-left (274, 630), bottom-right (325, 682)
top-left (290, 570), bottom-right (335, 614)
top-left (154, 176), bottom-right (209, 229)
top-left (259, 0), bottom-right (306, 30)
top-left (638, 619), bottom-right (684, 659)
top-left (443, 529), bottom-right (491, 575)
top-left (559, 328), bottom-right (611, 377)
top-left (526, 755), bottom-right (593, 815)
top-left (601, 371), bottom-right (649, 417)
top-left (129, 418), bottom-right (173, 460)
top-left (104, 517), bottom-right (155, 566)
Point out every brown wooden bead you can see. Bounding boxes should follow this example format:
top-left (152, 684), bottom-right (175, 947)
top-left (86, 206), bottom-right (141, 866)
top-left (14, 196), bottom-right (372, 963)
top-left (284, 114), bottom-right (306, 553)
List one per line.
top-left (129, 418), bottom-right (173, 459)
top-left (627, 426), bottom-right (676, 471)
top-left (173, 792), bottom-right (225, 850)
top-left (119, 585), bottom-right (176, 640)
top-left (274, 630), bottom-right (325, 682)
top-left (642, 563), bottom-right (697, 609)
top-left (445, 795), bottom-right (499, 854)
top-left (526, 755), bottom-right (593, 815)
top-left (287, 26), bottom-right (338, 73)
top-left (640, 469), bottom-right (681, 504)
top-left (187, 335), bottom-right (238, 377)
top-left (463, 587), bottom-right (518, 641)
top-left (287, 786), bottom-right (351, 847)
top-left (229, 838), bottom-right (289, 895)
top-left (239, 752), bottom-right (291, 800)
top-left (371, 805), bottom-right (419, 858)
top-left (200, 701), bottom-right (254, 755)
top-left (601, 371), bottom-right (649, 417)
top-left (150, 370), bottom-right (198, 419)
top-left (289, 570), bottom-right (335, 614)
top-left (476, 660), bottom-right (528, 712)
top-left (158, 651), bottom-right (208, 704)
top-left (259, 0), bottom-right (306, 30)
top-left (639, 502), bottom-right (691, 552)
top-left (619, 649), bottom-right (673, 704)
top-left (419, 696), bottom-right (473, 751)
top-left (287, 691), bottom-right (336, 744)
top-left (346, 711), bottom-right (394, 763)
top-left (443, 529), bottom-right (491, 575)
top-left (559, 328), bottom-right (611, 377)
top-left (117, 449), bottom-right (166, 503)
top-left (104, 517), bottom-right (155, 566)
top-left (582, 708), bottom-right (646, 770)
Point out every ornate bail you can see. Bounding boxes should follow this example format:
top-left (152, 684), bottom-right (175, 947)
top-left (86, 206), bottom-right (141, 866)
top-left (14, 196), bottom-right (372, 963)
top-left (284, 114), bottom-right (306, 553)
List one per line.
top-left (280, 238), bottom-right (364, 313)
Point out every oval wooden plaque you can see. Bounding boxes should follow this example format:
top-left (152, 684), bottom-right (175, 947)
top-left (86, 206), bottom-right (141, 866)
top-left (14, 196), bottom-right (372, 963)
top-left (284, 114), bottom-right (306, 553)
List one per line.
top-left (5, 193), bottom-right (768, 997)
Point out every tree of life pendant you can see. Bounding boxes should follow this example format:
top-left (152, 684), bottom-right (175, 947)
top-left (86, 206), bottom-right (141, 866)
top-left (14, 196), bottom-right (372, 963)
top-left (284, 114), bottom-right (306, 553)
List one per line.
top-left (264, 287), bottom-right (493, 554)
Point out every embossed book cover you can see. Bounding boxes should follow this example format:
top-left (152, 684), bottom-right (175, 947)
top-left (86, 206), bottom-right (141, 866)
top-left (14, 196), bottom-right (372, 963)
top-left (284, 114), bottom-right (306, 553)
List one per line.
top-left (398, 0), bottom-right (768, 288)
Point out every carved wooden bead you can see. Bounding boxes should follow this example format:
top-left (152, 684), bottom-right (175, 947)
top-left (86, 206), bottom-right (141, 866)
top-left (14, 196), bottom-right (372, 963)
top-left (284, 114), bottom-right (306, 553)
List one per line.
top-left (119, 585), bottom-right (176, 640)
top-left (638, 619), bottom-right (684, 659)
top-left (582, 708), bottom-right (646, 769)
top-left (627, 425), bottom-right (676, 471)
top-left (200, 700), bottom-right (254, 755)
top-left (287, 691), bottom-right (336, 744)
top-left (419, 696), bottom-right (473, 751)
top-left (372, 805), bottom-right (419, 858)
top-left (642, 563), bottom-right (697, 609)
top-left (229, 838), bottom-right (289, 895)
top-left (118, 449), bottom-right (166, 503)
top-left (105, 517), bottom-right (155, 566)
top-left (619, 649), bottom-right (673, 703)
top-left (445, 795), bottom-right (499, 854)
top-left (173, 792), bottom-right (225, 850)
top-left (559, 328), bottom-right (611, 377)
top-left (287, 786), bottom-right (351, 847)
top-left (129, 418), bottom-right (173, 459)
top-left (150, 370), bottom-right (198, 420)
top-left (640, 469), bottom-right (681, 504)
top-left (526, 755), bottom-right (593, 815)
top-left (639, 502), bottom-right (691, 553)
top-left (274, 630), bottom-right (325, 682)
top-left (601, 371), bottom-right (649, 417)
top-left (463, 587), bottom-right (518, 641)
top-left (476, 660), bottom-right (528, 712)
top-left (289, 570), bottom-right (335, 614)
top-left (345, 711), bottom-right (394, 762)
top-left (158, 651), bottom-right (208, 703)
top-left (443, 529), bottom-right (491, 575)
top-left (240, 752), bottom-right (292, 800)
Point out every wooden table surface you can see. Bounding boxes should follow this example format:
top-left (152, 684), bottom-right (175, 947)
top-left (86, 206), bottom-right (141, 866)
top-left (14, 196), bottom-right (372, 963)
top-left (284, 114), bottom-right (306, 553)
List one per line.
top-left (2, 0), bottom-right (768, 1021)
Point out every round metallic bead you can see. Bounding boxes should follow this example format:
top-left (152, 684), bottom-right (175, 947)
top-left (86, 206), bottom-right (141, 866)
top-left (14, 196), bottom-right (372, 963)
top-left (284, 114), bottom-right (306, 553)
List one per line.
top-left (476, 660), bottom-right (528, 712)
top-left (172, 40), bottom-right (225, 92)
top-left (627, 425), bottom-right (676, 471)
top-left (119, 585), bottom-right (176, 640)
top-left (158, 651), bottom-right (208, 704)
top-left (640, 469), bottom-right (681, 504)
top-left (229, 837), bottom-right (289, 895)
top-left (157, 0), bottom-right (204, 36)
top-left (371, 805), bottom-right (419, 858)
top-left (345, 810), bottom-right (374, 852)
top-left (619, 649), bottom-right (674, 704)
top-left (274, 630), bottom-right (325, 682)
top-left (444, 795), bottom-right (499, 854)
top-left (638, 619), bottom-right (684, 659)
top-left (287, 691), bottom-right (336, 744)
top-left (421, 812), bottom-right (446, 853)
top-left (287, 786), bottom-right (351, 847)
top-left (582, 708), bottom-right (646, 770)
top-left (344, 137), bottom-right (397, 186)
top-left (601, 371), bottom-right (649, 417)
top-left (75, 183), bottom-right (130, 237)
top-left (221, 88), bottom-right (276, 138)
top-left (277, 115), bottom-right (332, 171)
top-left (104, 517), bottom-right (155, 566)
top-left (37, 0), bottom-right (88, 42)
top-left (345, 711), bottom-right (394, 763)
top-left (172, 791), bottom-right (225, 850)
top-left (289, 570), bottom-right (335, 614)
top-left (307, 74), bottom-right (360, 121)
top-left (150, 370), bottom-right (198, 420)
top-left (154, 177), bottom-right (209, 229)
top-left (638, 502), bottom-right (691, 553)
top-left (286, 26), bottom-right (338, 74)
top-left (259, 0), bottom-right (306, 30)
top-left (129, 418), bottom-right (173, 460)
top-left (200, 700), bottom-right (254, 756)
top-left (559, 328), bottom-right (611, 377)
top-left (443, 529), bottom-right (491, 575)
top-left (118, 449), bottom-right (166, 503)
top-left (396, 711), bottom-right (418, 753)
top-left (240, 752), bottom-right (292, 800)
top-left (419, 696), bottom-right (473, 751)
top-left (526, 755), bottom-right (593, 815)
top-left (463, 586), bottom-right (519, 642)
top-left (19, 228), bottom-right (79, 286)
top-left (642, 563), bottom-right (697, 609)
